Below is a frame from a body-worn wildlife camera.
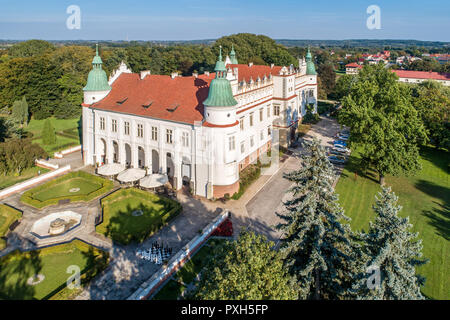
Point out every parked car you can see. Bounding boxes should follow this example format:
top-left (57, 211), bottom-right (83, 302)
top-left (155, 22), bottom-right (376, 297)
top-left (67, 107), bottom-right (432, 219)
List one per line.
top-left (328, 156), bottom-right (346, 165)
top-left (334, 140), bottom-right (347, 147)
top-left (329, 149), bottom-right (348, 157)
top-left (332, 146), bottom-right (351, 154)
top-left (337, 133), bottom-right (349, 140)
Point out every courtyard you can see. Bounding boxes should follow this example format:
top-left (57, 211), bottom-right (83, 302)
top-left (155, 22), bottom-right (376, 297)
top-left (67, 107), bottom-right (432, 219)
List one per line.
top-left (20, 171), bottom-right (114, 209)
top-left (97, 188), bottom-right (182, 245)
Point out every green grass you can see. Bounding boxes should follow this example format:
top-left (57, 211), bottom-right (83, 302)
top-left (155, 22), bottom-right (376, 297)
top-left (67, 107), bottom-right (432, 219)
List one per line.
top-left (0, 204), bottom-right (22, 250)
top-left (152, 238), bottom-right (228, 300)
top-left (97, 188), bottom-right (182, 245)
top-left (32, 178), bottom-right (102, 202)
top-left (0, 166), bottom-right (49, 190)
top-left (335, 146), bottom-right (449, 300)
top-left (0, 240), bottom-right (109, 300)
top-left (25, 117), bottom-right (81, 155)
top-left (21, 171), bottom-right (114, 209)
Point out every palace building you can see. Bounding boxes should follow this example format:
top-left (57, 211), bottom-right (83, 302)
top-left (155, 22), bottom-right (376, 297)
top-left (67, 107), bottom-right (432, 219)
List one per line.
top-left (81, 45), bottom-right (318, 199)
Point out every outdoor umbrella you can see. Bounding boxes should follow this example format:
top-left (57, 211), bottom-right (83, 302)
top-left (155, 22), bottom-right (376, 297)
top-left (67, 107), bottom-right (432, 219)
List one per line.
top-left (97, 163), bottom-right (126, 176)
top-left (116, 168), bottom-right (146, 183)
top-left (139, 173), bottom-right (169, 188)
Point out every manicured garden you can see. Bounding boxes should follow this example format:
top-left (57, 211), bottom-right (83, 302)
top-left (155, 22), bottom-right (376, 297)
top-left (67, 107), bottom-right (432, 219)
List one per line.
top-left (97, 188), bottom-right (182, 245)
top-left (335, 146), bottom-right (449, 300)
top-left (21, 171), bottom-right (114, 209)
top-left (25, 117), bottom-right (81, 155)
top-left (0, 240), bottom-right (109, 300)
top-left (152, 238), bottom-right (228, 300)
top-left (0, 204), bottom-right (22, 250)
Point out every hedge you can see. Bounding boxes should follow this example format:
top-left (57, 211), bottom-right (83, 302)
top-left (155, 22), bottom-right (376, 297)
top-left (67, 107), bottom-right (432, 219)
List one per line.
top-left (0, 204), bottom-right (22, 250)
top-left (97, 188), bottom-right (182, 245)
top-left (20, 171), bottom-right (114, 209)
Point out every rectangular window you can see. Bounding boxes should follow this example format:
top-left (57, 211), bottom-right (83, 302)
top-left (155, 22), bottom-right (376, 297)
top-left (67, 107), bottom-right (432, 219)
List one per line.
top-left (228, 136), bottom-right (235, 151)
top-left (267, 105), bottom-right (270, 118)
top-left (239, 118), bottom-right (244, 131)
top-left (137, 124), bottom-right (143, 138)
top-left (112, 119), bottom-right (117, 133)
top-left (250, 113), bottom-right (254, 126)
top-left (166, 129), bottom-right (173, 144)
top-left (151, 126), bottom-right (158, 141)
top-left (250, 136), bottom-right (254, 148)
top-left (259, 108), bottom-right (263, 122)
top-left (260, 130), bottom-right (264, 141)
top-left (182, 132), bottom-right (189, 147)
top-left (124, 121), bottom-right (130, 135)
top-left (240, 141), bottom-right (245, 154)
top-left (274, 105), bottom-right (280, 116)
top-left (268, 126), bottom-right (271, 136)
top-left (100, 117), bottom-right (105, 131)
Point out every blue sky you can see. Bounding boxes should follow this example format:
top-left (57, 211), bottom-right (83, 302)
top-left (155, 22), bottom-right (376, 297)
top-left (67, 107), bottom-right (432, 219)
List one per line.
top-left (0, 0), bottom-right (449, 41)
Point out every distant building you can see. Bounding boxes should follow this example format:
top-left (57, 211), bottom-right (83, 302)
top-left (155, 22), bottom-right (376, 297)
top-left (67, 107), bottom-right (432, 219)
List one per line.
top-left (391, 70), bottom-right (450, 86)
top-left (345, 63), bottom-right (363, 75)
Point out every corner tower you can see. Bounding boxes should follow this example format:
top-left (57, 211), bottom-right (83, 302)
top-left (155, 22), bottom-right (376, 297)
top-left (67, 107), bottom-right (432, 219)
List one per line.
top-left (83, 44), bottom-right (111, 104)
top-left (306, 47), bottom-right (317, 75)
top-left (203, 46), bottom-right (238, 126)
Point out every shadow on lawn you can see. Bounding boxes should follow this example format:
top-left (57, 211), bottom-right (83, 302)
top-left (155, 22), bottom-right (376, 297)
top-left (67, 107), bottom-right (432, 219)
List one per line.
top-left (0, 250), bottom-right (42, 300)
top-left (104, 197), bottom-right (178, 245)
top-left (416, 179), bottom-right (450, 241)
top-left (339, 154), bottom-right (379, 184)
top-left (419, 145), bottom-right (450, 175)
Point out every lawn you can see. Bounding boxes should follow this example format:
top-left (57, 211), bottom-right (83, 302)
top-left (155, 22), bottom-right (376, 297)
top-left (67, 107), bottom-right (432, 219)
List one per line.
top-left (97, 188), bottom-right (182, 245)
top-left (0, 204), bottom-right (22, 250)
top-left (21, 171), bottom-right (114, 208)
top-left (335, 146), bottom-right (449, 300)
top-left (0, 166), bottom-right (49, 190)
top-left (25, 117), bottom-right (81, 155)
top-left (152, 238), bottom-right (228, 300)
top-left (0, 240), bottom-right (109, 300)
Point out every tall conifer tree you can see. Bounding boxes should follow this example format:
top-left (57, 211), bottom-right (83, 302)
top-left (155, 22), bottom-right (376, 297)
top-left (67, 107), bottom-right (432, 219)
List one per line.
top-left (42, 118), bottom-right (56, 145)
top-left (352, 186), bottom-right (428, 300)
top-left (277, 138), bottom-right (361, 299)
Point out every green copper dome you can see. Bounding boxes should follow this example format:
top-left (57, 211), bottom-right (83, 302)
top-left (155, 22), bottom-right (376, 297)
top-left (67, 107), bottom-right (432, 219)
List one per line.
top-left (306, 47), bottom-right (317, 75)
top-left (230, 44), bottom-right (238, 64)
top-left (83, 44), bottom-right (111, 92)
top-left (203, 47), bottom-right (237, 107)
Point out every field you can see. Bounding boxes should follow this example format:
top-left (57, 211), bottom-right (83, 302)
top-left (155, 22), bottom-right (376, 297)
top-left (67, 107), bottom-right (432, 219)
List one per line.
top-left (0, 240), bottom-right (108, 300)
top-left (152, 238), bottom-right (227, 300)
top-left (97, 188), bottom-right (182, 245)
top-left (0, 204), bottom-right (22, 250)
top-left (335, 146), bottom-right (449, 300)
top-left (25, 117), bottom-right (81, 155)
top-left (0, 166), bottom-right (49, 190)
top-left (20, 171), bottom-right (114, 208)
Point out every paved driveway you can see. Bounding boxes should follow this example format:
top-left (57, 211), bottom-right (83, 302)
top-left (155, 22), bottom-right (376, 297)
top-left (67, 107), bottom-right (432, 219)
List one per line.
top-left (243, 116), bottom-right (342, 245)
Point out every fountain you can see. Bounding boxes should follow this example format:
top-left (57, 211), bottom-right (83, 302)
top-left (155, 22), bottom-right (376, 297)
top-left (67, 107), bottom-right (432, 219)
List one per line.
top-left (30, 211), bottom-right (82, 238)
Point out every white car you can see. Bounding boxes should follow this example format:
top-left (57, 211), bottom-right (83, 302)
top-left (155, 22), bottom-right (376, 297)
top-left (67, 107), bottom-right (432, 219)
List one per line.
top-left (332, 146), bottom-right (350, 154)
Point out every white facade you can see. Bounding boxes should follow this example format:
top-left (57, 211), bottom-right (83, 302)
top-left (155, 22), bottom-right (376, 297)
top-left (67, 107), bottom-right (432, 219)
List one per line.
top-left (82, 59), bottom-right (317, 198)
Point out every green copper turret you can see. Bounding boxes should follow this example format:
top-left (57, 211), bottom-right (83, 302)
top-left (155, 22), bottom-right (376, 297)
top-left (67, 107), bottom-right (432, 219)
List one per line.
top-left (83, 44), bottom-right (111, 92)
top-left (203, 46), bottom-right (237, 107)
top-left (230, 44), bottom-right (238, 64)
top-left (306, 46), bottom-right (317, 75)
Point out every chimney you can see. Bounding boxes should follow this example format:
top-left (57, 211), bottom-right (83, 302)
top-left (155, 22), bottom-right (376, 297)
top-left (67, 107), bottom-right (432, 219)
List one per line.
top-left (204, 71), bottom-right (210, 76)
top-left (192, 72), bottom-right (198, 78)
top-left (248, 62), bottom-right (253, 67)
top-left (270, 63), bottom-right (274, 69)
top-left (140, 70), bottom-right (151, 80)
top-left (171, 72), bottom-right (178, 79)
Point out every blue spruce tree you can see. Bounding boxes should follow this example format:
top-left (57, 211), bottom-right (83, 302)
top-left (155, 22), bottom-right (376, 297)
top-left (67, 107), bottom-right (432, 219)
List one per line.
top-left (352, 186), bottom-right (428, 299)
top-left (277, 138), bottom-right (361, 299)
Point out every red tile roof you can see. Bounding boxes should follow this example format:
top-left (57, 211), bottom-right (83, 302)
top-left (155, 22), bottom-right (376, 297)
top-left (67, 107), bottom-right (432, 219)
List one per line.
top-left (391, 70), bottom-right (450, 81)
top-left (346, 63), bottom-right (363, 68)
top-left (89, 73), bottom-right (215, 125)
top-left (228, 64), bottom-right (283, 82)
